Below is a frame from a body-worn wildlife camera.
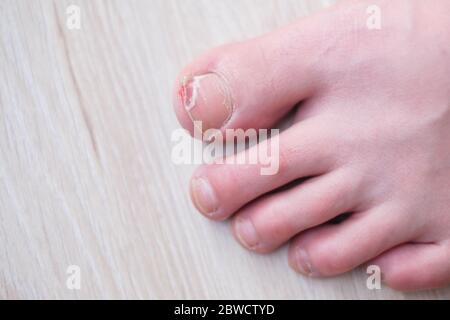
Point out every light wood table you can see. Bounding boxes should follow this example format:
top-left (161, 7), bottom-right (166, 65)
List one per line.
top-left (1, 0), bottom-right (449, 299)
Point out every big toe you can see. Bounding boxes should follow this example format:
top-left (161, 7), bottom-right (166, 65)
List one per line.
top-left (173, 18), bottom-right (323, 138)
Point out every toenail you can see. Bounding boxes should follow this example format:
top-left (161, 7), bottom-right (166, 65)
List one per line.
top-left (190, 177), bottom-right (219, 216)
top-left (180, 73), bottom-right (233, 131)
top-left (293, 249), bottom-right (319, 277)
top-left (234, 217), bottom-right (259, 250)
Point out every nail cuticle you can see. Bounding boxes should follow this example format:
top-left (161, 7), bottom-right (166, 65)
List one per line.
top-left (235, 217), bottom-right (260, 250)
top-left (190, 177), bottom-right (219, 216)
top-left (296, 249), bottom-right (318, 277)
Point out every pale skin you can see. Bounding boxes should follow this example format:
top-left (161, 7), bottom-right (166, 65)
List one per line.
top-left (173, 0), bottom-right (450, 291)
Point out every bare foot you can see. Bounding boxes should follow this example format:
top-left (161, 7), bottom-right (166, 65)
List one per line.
top-left (173, 0), bottom-right (450, 291)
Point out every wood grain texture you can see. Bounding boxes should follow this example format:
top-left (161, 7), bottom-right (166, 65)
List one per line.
top-left (1, 0), bottom-right (449, 299)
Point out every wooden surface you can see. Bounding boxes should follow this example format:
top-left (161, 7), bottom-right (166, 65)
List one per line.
top-left (1, 0), bottom-right (449, 299)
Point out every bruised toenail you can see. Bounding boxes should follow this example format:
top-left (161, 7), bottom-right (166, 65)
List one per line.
top-left (180, 73), bottom-right (233, 132)
top-left (190, 177), bottom-right (219, 216)
top-left (293, 249), bottom-right (320, 277)
top-left (234, 217), bottom-right (259, 250)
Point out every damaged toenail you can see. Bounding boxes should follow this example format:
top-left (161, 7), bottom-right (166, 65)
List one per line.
top-left (190, 177), bottom-right (219, 216)
top-left (180, 73), bottom-right (233, 132)
top-left (294, 249), bottom-right (319, 277)
top-left (234, 217), bottom-right (259, 250)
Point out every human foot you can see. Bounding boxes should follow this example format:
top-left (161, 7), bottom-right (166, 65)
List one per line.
top-left (173, 0), bottom-right (450, 291)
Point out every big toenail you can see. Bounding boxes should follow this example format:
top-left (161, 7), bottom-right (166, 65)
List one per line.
top-left (235, 217), bottom-right (259, 250)
top-left (294, 249), bottom-right (319, 277)
top-left (190, 177), bottom-right (219, 216)
top-left (181, 73), bottom-right (233, 131)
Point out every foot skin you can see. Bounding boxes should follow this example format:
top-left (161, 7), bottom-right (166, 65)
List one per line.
top-left (173, 0), bottom-right (450, 291)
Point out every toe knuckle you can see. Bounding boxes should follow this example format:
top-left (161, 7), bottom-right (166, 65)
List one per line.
top-left (276, 146), bottom-right (297, 178)
top-left (311, 245), bottom-right (352, 276)
top-left (255, 201), bottom-right (297, 241)
top-left (267, 217), bottom-right (297, 240)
